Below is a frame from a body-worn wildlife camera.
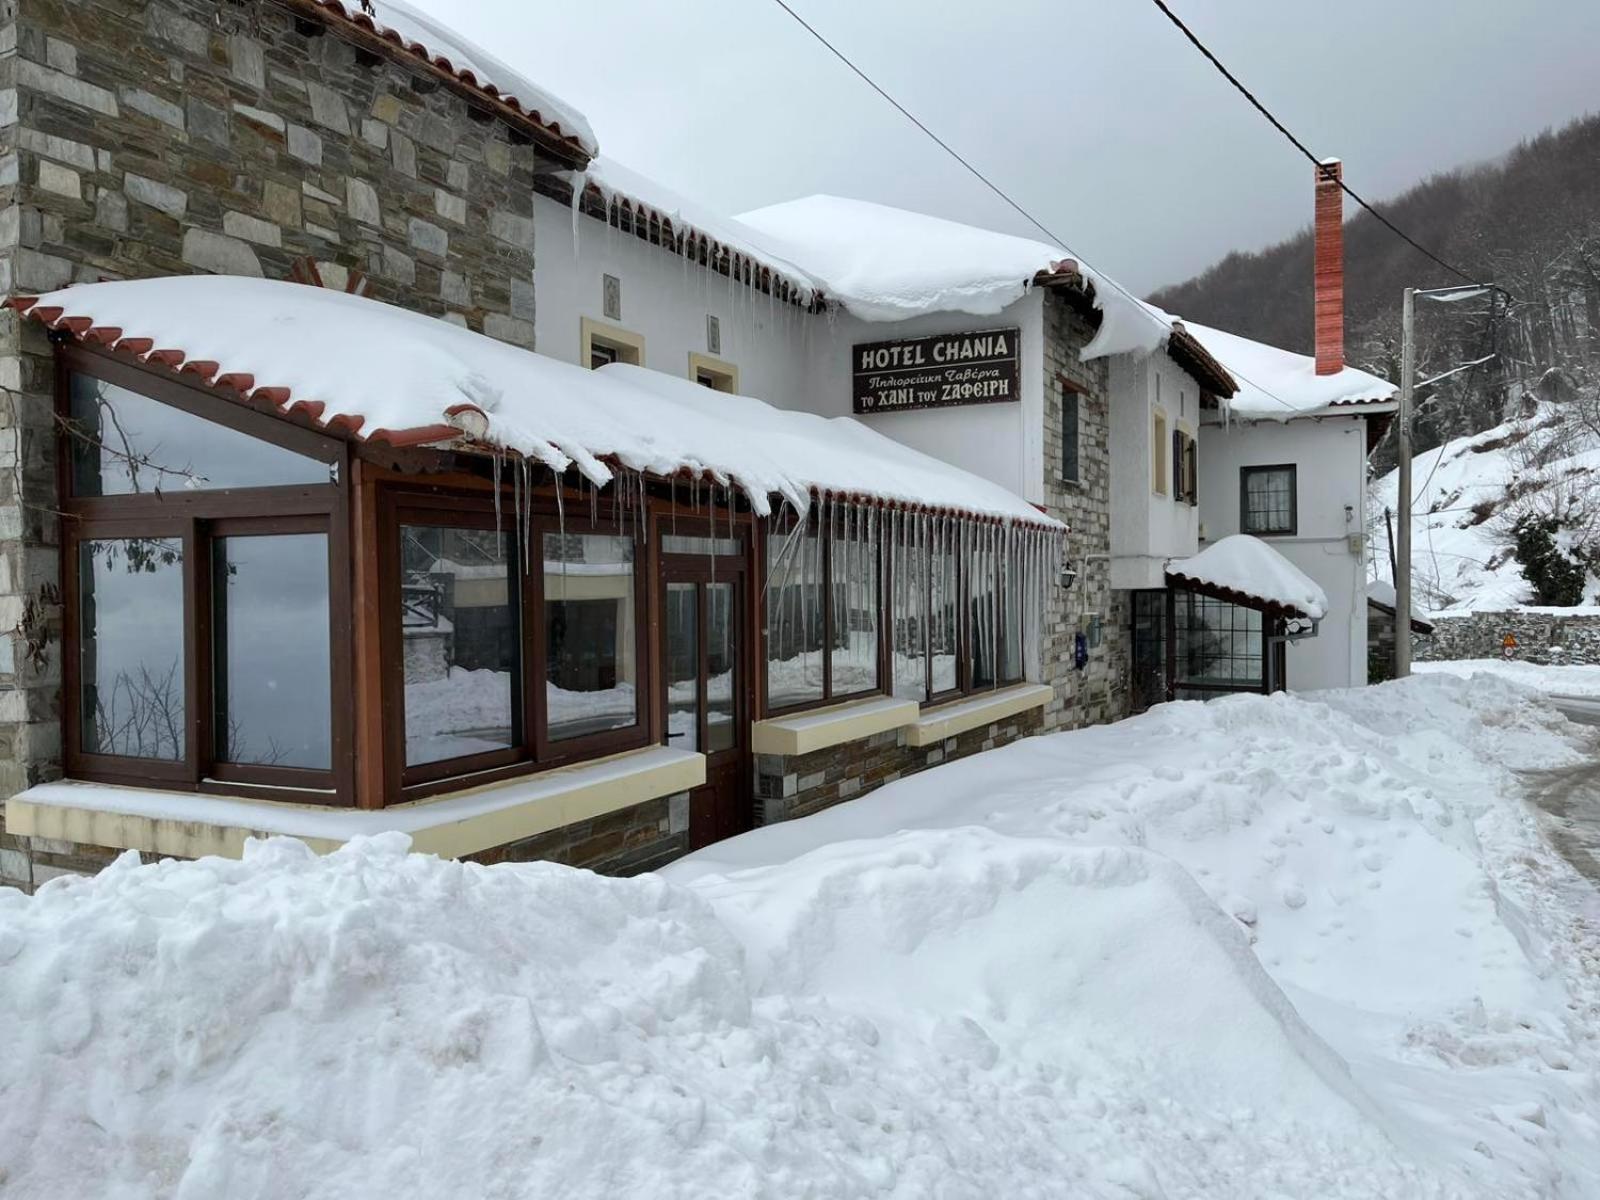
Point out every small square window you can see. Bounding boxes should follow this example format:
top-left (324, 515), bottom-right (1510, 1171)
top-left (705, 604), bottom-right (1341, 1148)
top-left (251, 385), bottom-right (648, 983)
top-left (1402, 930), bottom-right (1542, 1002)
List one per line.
top-left (1241, 465), bottom-right (1297, 535)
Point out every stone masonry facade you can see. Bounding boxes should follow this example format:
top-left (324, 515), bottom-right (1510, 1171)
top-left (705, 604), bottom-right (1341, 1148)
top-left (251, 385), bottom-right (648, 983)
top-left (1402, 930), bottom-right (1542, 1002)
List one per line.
top-left (755, 708), bottom-right (1044, 826)
top-left (0, 0), bottom-right (558, 891)
top-left (1416, 609), bottom-right (1600, 666)
top-left (1041, 291), bottom-right (1128, 731)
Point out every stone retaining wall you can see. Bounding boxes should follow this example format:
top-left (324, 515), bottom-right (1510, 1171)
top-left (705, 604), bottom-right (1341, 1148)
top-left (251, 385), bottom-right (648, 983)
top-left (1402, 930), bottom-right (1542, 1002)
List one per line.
top-left (756, 707), bottom-right (1044, 826)
top-left (1416, 610), bottom-right (1600, 665)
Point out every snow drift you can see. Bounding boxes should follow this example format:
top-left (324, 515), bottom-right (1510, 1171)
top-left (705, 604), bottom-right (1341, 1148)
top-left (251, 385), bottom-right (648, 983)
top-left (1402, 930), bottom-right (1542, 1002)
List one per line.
top-left (3, 676), bottom-right (1597, 1198)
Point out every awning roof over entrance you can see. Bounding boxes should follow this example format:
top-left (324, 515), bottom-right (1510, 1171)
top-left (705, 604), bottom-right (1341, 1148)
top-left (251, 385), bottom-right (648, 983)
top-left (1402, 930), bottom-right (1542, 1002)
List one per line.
top-left (12, 277), bottom-right (1059, 531)
top-left (1166, 535), bottom-right (1329, 621)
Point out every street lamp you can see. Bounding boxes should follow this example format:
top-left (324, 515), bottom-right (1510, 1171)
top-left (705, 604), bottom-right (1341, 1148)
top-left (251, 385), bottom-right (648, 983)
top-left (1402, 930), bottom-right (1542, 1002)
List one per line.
top-left (1394, 283), bottom-right (1512, 678)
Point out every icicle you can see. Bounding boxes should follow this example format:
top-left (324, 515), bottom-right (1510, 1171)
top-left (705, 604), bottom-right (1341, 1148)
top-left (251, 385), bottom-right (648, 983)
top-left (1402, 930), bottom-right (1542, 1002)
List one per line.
top-left (491, 449), bottom-right (503, 536)
top-left (511, 454), bottom-right (523, 568)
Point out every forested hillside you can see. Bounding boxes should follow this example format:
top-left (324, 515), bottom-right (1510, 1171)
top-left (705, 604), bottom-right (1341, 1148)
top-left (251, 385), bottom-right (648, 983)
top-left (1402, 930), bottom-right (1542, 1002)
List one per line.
top-left (1151, 112), bottom-right (1600, 473)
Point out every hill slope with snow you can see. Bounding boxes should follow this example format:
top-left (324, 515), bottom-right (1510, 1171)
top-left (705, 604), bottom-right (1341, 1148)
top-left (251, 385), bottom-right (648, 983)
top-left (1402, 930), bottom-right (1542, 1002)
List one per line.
top-left (1369, 405), bottom-right (1600, 613)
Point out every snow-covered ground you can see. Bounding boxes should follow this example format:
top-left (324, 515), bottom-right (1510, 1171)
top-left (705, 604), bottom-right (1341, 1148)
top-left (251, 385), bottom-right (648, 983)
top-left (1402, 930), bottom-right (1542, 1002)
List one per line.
top-left (2, 676), bottom-right (1598, 1197)
top-left (1416, 658), bottom-right (1600, 697)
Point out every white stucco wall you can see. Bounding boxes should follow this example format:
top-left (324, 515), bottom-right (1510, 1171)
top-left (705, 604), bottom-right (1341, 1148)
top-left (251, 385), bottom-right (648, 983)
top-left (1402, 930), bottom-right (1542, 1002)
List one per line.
top-left (1107, 351), bottom-right (1202, 589)
top-left (534, 193), bottom-right (1047, 505)
top-left (532, 194), bottom-right (816, 408)
top-left (1198, 413), bottom-right (1370, 691)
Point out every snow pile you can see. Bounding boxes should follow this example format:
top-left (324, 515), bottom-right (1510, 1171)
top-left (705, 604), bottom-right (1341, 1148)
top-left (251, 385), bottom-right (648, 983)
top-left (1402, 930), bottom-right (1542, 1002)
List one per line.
top-left (1416, 658), bottom-right (1600, 697)
top-left (1182, 320), bottom-right (1395, 419)
top-left (1168, 533), bottom-right (1330, 618)
top-left (365, 0), bottom-right (597, 155)
top-left (736, 195), bottom-right (1174, 359)
top-left (6, 678), bottom-right (1598, 1196)
top-left (22, 278), bottom-right (1056, 528)
top-left (571, 158), bottom-right (823, 304)
top-left (674, 674), bottom-right (1600, 1197)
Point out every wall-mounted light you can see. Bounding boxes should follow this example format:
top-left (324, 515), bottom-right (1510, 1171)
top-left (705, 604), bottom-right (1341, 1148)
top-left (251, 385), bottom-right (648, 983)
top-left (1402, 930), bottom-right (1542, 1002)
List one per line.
top-left (1060, 559), bottom-right (1078, 588)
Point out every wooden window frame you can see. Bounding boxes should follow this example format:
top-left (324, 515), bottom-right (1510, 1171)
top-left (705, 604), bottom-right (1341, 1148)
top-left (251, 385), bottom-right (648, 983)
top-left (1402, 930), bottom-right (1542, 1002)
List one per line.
top-left (1239, 464), bottom-right (1298, 537)
top-left (57, 345), bottom-right (354, 805)
top-left (758, 511), bottom-right (886, 719)
top-left (380, 484), bottom-right (652, 801)
top-left (1152, 409), bottom-right (1169, 496)
top-left (687, 352), bottom-right (739, 394)
top-left (1060, 384), bottom-right (1081, 486)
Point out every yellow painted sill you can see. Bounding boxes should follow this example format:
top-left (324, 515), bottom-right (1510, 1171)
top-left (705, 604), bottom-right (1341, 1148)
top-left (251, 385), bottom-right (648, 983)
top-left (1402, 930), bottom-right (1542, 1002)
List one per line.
top-left (6, 746), bottom-right (705, 862)
top-left (904, 683), bottom-right (1053, 747)
top-left (751, 695), bottom-right (921, 757)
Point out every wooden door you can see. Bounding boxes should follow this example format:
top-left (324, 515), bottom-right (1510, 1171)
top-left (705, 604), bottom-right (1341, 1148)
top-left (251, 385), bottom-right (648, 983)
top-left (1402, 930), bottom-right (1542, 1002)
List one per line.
top-left (662, 563), bottom-right (751, 850)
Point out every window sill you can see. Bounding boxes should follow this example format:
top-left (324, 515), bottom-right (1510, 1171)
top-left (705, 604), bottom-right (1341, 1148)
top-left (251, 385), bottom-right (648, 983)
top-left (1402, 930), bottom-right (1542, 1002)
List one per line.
top-left (905, 683), bottom-right (1053, 747)
top-left (752, 695), bottom-right (920, 757)
top-left (7, 745), bottom-right (705, 862)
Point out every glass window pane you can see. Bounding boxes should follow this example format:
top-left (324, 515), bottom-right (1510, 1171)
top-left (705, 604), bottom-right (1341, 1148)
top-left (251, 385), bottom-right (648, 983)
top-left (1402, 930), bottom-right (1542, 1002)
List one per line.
top-left (214, 533), bottom-right (331, 770)
top-left (892, 539), bottom-right (929, 702)
top-left (830, 519), bottom-right (878, 697)
top-left (1243, 467), bottom-right (1294, 534)
top-left (1001, 552), bottom-right (1024, 684)
top-left (665, 582), bottom-right (698, 752)
top-left (545, 533), bottom-right (638, 742)
top-left (402, 525), bottom-right (519, 766)
top-left (931, 543), bottom-right (958, 695)
top-left (68, 374), bottom-right (329, 497)
top-left (78, 536), bottom-right (185, 761)
top-left (661, 533), bottom-right (743, 556)
top-left (765, 525), bottom-right (824, 708)
top-left (1176, 592), bottom-right (1264, 690)
top-left (706, 582), bottom-right (737, 753)
top-left (970, 541), bottom-right (999, 690)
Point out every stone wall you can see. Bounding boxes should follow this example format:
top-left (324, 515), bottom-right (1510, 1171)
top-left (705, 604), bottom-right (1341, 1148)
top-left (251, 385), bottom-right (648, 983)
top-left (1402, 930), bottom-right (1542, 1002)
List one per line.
top-left (1415, 609), bottom-right (1600, 666)
top-left (466, 792), bottom-right (691, 877)
top-left (755, 707), bottom-right (1044, 825)
top-left (1040, 292), bottom-right (1127, 730)
top-left (0, 0), bottom-right (558, 891)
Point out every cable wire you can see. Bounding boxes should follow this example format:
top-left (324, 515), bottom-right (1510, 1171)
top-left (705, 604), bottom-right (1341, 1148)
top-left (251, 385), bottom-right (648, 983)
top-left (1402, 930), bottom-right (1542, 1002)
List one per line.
top-left (1145, 0), bottom-right (1479, 285)
top-left (765, 0), bottom-right (1306, 414)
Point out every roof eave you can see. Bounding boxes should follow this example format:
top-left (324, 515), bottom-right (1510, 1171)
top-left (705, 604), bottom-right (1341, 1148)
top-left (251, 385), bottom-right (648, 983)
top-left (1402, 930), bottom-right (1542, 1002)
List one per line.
top-left (1164, 568), bottom-right (1316, 622)
top-left (279, 0), bottom-right (593, 170)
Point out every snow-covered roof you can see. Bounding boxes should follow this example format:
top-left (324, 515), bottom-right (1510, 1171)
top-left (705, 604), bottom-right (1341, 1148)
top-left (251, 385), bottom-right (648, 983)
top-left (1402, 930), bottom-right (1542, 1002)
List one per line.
top-left (1167, 535), bottom-right (1329, 620)
top-left (312, 0), bottom-right (596, 158)
top-left (568, 158), bottom-right (823, 306)
top-left (14, 277), bottom-right (1057, 529)
top-left (735, 195), bottom-right (1174, 361)
top-left (1366, 579), bottom-right (1435, 632)
top-left (1181, 320), bottom-right (1396, 419)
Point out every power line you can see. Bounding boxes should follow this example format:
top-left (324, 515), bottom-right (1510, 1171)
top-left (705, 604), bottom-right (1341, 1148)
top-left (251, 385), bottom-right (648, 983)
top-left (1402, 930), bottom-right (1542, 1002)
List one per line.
top-left (1145, 0), bottom-right (1479, 286)
top-left (765, 0), bottom-right (1304, 415)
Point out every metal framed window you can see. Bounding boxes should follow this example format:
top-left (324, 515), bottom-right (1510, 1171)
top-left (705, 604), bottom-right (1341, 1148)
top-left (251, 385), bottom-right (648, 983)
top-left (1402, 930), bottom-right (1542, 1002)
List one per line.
top-left (1240, 464), bottom-right (1297, 536)
top-left (1061, 387), bottom-right (1080, 485)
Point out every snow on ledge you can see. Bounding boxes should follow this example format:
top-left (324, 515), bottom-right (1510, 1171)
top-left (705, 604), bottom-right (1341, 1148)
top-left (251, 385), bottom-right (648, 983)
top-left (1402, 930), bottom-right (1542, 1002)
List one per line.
top-left (9, 746), bottom-right (704, 861)
top-left (1167, 535), bottom-right (1329, 620)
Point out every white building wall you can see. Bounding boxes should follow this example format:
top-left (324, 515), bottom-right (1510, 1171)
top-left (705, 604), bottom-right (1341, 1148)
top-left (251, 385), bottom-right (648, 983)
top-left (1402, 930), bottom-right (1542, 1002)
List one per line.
top-left (1107, 350), bottom-right (1202, 589)
top-left (1198, 414), bottom-right (1370, 691)
top-left (531, 194), bottom-right (816, 407)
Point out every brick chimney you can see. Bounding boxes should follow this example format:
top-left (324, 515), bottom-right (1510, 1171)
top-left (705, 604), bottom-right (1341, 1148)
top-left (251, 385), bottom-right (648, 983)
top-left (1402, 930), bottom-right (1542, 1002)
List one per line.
top-left (1313, 158), bottom-right (1344, 375)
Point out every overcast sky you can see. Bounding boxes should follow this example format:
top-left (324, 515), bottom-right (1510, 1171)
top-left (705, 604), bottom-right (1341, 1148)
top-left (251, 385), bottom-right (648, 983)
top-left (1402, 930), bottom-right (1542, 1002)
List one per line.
top-left (409, 0), bottom-right (1598, 295)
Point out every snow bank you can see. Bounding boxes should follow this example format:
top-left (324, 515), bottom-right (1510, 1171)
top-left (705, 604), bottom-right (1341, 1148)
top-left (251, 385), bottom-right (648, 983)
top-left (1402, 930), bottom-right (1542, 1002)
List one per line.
top-left (1415, 657), bottom-right (1600, 697)
top-left (1182, 319), bottom-right (1395, 419)
top-left (736, 195), bottom-right (1173, 360)
top-left (363, 0), bottom-right (597, 155)
top-left (6, 678), bottom-right (1596, 1196)
top-left (22, 277), bottom-right (1056, 528)
top-left (671, 674), bottom-right (1600, 1197)
top-left (1168, 533), bottom-right (1330, 618)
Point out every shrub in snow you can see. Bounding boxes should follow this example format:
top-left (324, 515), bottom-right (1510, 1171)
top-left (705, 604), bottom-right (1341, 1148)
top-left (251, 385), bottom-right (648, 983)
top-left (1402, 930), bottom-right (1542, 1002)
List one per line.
top-left (1512, 514), bottom-right (1587, 606)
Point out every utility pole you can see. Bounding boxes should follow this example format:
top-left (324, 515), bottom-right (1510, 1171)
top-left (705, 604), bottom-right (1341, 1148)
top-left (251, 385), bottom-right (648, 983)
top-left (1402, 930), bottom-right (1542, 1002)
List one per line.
top-left (1395, 288), bottom-right (1415, 678)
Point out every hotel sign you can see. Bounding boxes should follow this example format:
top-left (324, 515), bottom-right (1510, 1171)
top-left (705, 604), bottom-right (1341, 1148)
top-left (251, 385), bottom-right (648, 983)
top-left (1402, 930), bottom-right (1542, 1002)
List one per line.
top-left (852, 327), bottom-right (1021, 414)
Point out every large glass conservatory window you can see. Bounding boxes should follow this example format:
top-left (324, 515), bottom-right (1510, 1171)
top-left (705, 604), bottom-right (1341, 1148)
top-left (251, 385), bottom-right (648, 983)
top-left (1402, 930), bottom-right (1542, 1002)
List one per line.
top-left (544, 532), bottom-right (639, 743)
top-left (765, 523), bottom-right (825, 710)
top-left (400, 523), bottom-right (519, 768)
top-left (61, 355), bottom-right (344, 798)
top-left (1175, 591), bottom-right (1265, 694)
top-left (829, 513), bottom-right (879, 697)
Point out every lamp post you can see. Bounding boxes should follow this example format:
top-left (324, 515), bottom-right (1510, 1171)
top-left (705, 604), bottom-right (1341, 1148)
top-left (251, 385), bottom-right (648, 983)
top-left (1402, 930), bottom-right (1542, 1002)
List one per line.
top-left (1394, 283), bottom-right (1504, 678)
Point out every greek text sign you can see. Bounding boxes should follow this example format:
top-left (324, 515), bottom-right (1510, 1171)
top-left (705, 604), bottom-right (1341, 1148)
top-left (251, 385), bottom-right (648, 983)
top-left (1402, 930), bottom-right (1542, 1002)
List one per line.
top-left (852, 328), bottom-right (1021, 414)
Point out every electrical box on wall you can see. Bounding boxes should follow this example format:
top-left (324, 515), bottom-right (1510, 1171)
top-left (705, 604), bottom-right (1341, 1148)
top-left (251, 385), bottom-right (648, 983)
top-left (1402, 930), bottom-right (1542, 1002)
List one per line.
top-left (1347, 533), bottom-right (1364, 556)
